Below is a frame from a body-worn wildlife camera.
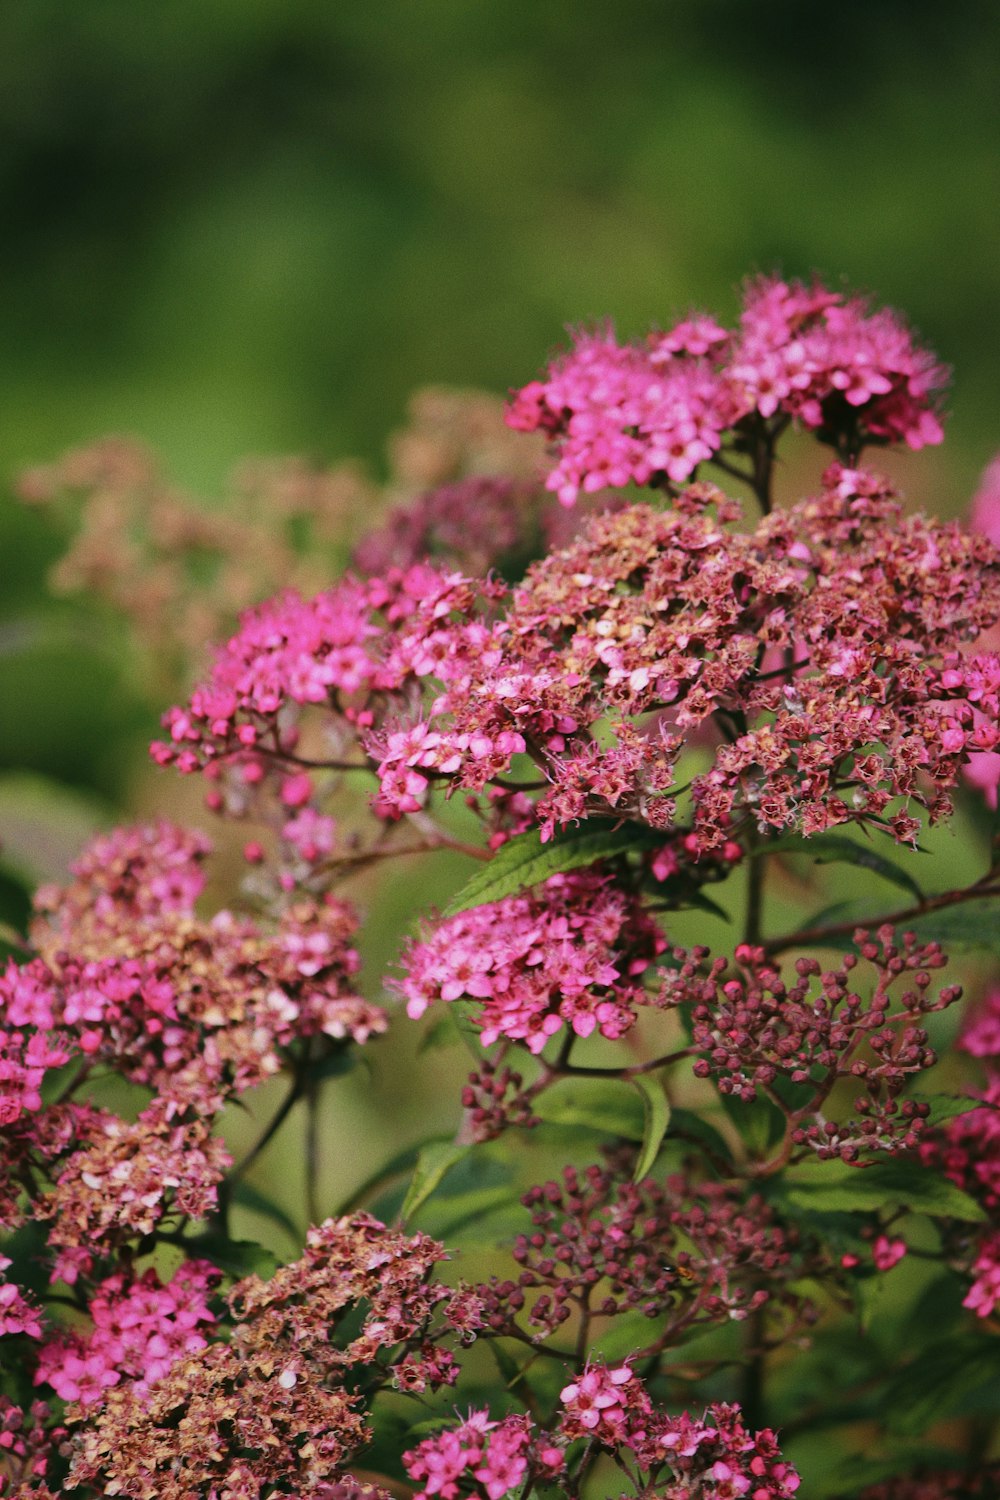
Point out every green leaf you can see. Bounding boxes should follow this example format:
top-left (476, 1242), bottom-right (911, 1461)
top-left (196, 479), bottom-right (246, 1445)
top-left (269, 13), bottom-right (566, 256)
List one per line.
top-left (443, 820), bottom-right (661, 915)
top-left (902, 897), bottom-right (1000, 953)
top-left (183, 1233), bottom-right (281, 1280)
top-left (718, 1090), bottom-right (786, 1155)
top-left (781, 1159), bottom-right (987, 1222)
top-left (797, 895), bottom-right (1000, 954)
top-left (418, 1003), bottom-right (484, 1060)
top-left (336, 1137), bottom-right (451, 1215)
top-left (884, 1334), bottom-right (1000, 1435)
top-left (231, 1181), bottom-right (302, 1244)
top-left (677, 887), bottom-right (729, 921)
top-left (490, 1338), bottom-right (529, 1392)
top-left (816, 1453), bottom-right (958, 1500)
top-left (400, 1141), bottom-right (470, 1224)
top-left (907, 1092), bottom-right (983, 1127)
top-left (534, 1076), bottom-right (645, 1140)
top-left (666, 1107), bottom-right (734, 1167)
top-left (631, 1074), bottom-right (670, 1181)
top-left (764, 832), bottom-right (924, 901)
top-left (304, 1046), bottom-right (358, 1084)
top-left (592, 1306), bottom-right (665, 1362)
top-left (418, 1012), bottom-right (462, 1054)
top-left (422, 1187), bottom-right (520, 1242)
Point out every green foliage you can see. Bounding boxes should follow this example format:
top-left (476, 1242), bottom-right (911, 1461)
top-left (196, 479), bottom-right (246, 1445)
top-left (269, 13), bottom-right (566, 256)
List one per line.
top-left (764, 831), bottom-right (924, 901)
top-left (443, 821), bottom-right (661, 915)
top-left (630, 1073), bottom-right (670, 1181)
top-left (775, 1158), bottom-right (987, 1222)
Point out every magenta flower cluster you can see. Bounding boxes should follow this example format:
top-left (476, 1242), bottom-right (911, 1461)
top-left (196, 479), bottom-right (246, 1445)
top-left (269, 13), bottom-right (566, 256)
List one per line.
top-left (398, 869), bottom-right (665, 1051)
top-left (3, 273), bottom-right (1000, 1499)
top-left (507, 275), bottom-right (945, 505)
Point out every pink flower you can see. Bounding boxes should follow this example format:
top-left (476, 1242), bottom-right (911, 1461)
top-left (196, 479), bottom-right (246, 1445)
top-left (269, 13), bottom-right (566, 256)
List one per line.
top-left (872, 1235), bottom-right (907, 1272)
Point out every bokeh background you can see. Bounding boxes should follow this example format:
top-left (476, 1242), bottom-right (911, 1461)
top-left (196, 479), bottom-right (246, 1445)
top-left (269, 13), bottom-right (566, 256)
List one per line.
top-left (1, 0), bottom-right (998, 806)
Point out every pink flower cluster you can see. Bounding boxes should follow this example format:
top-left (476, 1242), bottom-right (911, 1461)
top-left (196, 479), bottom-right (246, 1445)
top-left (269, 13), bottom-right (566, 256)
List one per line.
top-left (508, 276), bottom-right (946, 506)
top-left (35, 1261), bottom-right (219, 1410)
top-left (675, 931), bottom-right (960, 1159)
top-left (352, 475), bottom-right (544, 578)
top-left (559, 1360), bottom-right (647, 1444)
top-left (404, 1411), bottom-right (562, 1500)
top-left (29, 824), bottom-right (384, 1109)
top-left (0, 1021), bottom-right (73, 1127)
top-left (367, 468), bottom-right (1000, 850)
top-left (397, 870), bottom-right (665, 1053)
top-left (66, 1215), bottom-right (456, 1497)
top-left (0, 1255), bottom-right (43, 1340)
top-left (150, 565), bottom-right (490, 792)
top-left (404, 1378), bottom-right (800, 1500)
top-left (0, 1397), bottom-right (66, 1498)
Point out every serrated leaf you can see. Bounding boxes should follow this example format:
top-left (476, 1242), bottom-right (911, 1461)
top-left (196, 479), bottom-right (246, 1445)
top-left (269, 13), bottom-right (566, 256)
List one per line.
top-left (490, 1339), bottom-right (528, 1392)
top-left (797, 895), bottom-right (1000, 954)
top-left (884, 1334), bottom-right (1000, 1435)
top-left (903, 897), bottom-right (1000, 953)
top-left (400, 1141), bottom-right (470, 1224)
top-left (418, 1012), bottom-right (461, 1054)
top-left (592, 1306), bottom-right (665, 1362)
top-left (765, 832), bottom-right (924, 901)
top-left (908, 1093), bottom-right (984, 1127)
top-left (443, 820), bottom-right (660, 915)
top-left (534, 1076), bottom-right (645, 1140)
top-left (677, 887), bottom-right (729, 921)
top-left (231, 1181), bottom-right (301, 1244)
top-left (631, 1074), bottom-right (670, 1181)
top-left (423, 1187), bottom-right (520, 1242)
top-left (183, 1233), bottom-right (280, 1280)
top-left (666, 1107), bottom-right (734, 1167)
top-left (782, 1159), bottom-right (987, 1222)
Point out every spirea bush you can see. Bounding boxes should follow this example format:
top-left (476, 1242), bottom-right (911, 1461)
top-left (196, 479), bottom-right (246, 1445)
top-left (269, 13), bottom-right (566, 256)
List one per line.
top-left (3, 275), bottom-right (1000, 1499)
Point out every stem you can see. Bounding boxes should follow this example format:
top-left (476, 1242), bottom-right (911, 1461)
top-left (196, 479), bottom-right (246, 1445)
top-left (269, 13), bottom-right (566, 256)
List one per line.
top-left (740, 1304), bottom-right (767, 1429)
top-left (744, 844), bottom-right (766, 947)
top-left (229, 1071), bottom-right (304, 1187)
top-left (305, 1072), bottom-right (321, 1228)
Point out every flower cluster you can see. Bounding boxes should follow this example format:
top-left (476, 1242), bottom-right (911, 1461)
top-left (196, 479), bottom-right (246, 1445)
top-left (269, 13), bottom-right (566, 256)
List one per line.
top-left (0, 1256), bottom-right (43, 1341)
top-left (0, 1023), bottom-right (73, 1128)
top-left (468, 1163), bottom-right (814, 1343)
top-left (36, 1100), bottom-right (231, 1279)
top-left (403, 1379), bottom-right (800, 1500)
top-left (0, 1397), bottom-right (66, 1499)
top-left (404, 1411), bottom-right (562, 1500)
top-left (459, 1059), bottom-right (541, 1142)
top-left (35, 1261), bottom-right (219, 1410)
top-left (29, 823), bottom-right (383, 1109)
top-left (398, 870), bottom-right (665, 1053)
top-left (672, 930), bottom-right (960, 1159)
top-left (352, 475), bottom-right (545, 578)
top-left (508, 275), bottom-right (946, 506)
top-left (65, 1215), bottom-right (455, 1498)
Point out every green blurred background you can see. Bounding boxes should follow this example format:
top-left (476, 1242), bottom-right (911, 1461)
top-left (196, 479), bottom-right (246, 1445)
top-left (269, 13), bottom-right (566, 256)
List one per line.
top-left (1, 0), bottom-right (998, 804)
